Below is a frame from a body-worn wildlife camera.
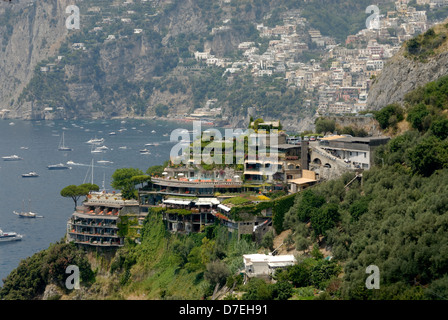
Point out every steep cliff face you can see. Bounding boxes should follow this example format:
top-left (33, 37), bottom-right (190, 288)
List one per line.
top-left (0, 0), bottom-right (70, 118)
top-left (367, 48), bottom-right (448, 110)
top-left (0, 0), bottom-right (314, 124)
top-left (367, 21), bottom-right (448, 110)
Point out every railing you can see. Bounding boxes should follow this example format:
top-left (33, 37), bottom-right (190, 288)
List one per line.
top-left (311, 146), bottom-right (353, 168)
top-left (151, 177), bottom-right (243, 186)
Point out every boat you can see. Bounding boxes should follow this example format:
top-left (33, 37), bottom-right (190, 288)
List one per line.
top-left (13, 211), bottom-right (42, 218)
top-left (14, 199), bottom-right (43, 218)
top-left (22, 172), bottom-right (39, 178)
top-left (91, 147), bottom-right (103, 154)
top-left (47, 163), bottom-right (70, 170)
top-left (109, 132), bottom-right (116, 136)
top-left (0, 229), bottom-right (22, 242)
top-left (58, 132), bottom-right (73, 151)
top-left (97, 160), bottom-right (113, 164)
top-left (140, 148), bottom-right (150, 153)
top-left (86, 137), bottom-right (104, 145)
top-left (2, 155), bottom-right (23, 161)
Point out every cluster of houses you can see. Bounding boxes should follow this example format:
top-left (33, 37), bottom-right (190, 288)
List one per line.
top-left (194, 1), bottom-right (440, 117)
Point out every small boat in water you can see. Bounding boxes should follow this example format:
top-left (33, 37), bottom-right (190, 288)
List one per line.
top-left (0, 229), bottom-right (22, 242)
top-left (22, 172), bottom-right (39, 178)
top-left (14, 200), bottom-right (43, 218)
top-left (48, 163), bottom-right (70, 170)
top-left (86, 137), bottom-right (104, 145)
top-left (13, 211), bottom-right (42, 218)
top-left (2, 155), bottom-right (23, 161)
top-left (58, 132), bottom-right (73, 151)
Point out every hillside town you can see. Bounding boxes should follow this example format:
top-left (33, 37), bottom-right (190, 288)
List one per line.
top-left (193, 0), bottom-right (442, 117)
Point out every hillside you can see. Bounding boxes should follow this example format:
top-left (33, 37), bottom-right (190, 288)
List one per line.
top-left (0, 0), bottom-right (402, 129)
top-left (367, 20), bottom-right (448, 110)
top-left (2, 72), bottom-right (448, 300)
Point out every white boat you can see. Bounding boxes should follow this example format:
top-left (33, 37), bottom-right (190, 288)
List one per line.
top-left (48, 163), bottom-right (70, 170)
top-left (91, 148), bottom-right (103, 154)
top-left (86, 137), bottom-right (104, 145)
top-left (0, 229), bottom-right (22, 242)
top-left (96, 145), bottom-right (109, 150)
top-left (97, 160), bottom-right (113, 164)
top-left (140, 148), bottom-right (150, 153)
top-left (118, 146), bottom-right (127, 150)
top-left (2, 155), bottom-right (23, 161)
top-left (58, 132), bottom-right (73, 151)
top-left (109, 132), bottom-right (116, 136)
top-left (22, 172), bottom-right (39, 178)
top-left (14, 199), bottom-right (43, 218)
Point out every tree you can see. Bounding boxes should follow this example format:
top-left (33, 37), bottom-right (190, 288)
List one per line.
top-left (111, 168), bottom-right (144, 199)
top-left (407, 103), bottom-right (430, 131)
top-left (261, 230), bottom-right (275, 251)
top-left (430, 118), bottom-right (448, 140)
top-left (60, 184), bottom-right (99, 209)
top-left (146, 164), bottom-right (165, 176)
top-left (315, 118), bottom-right (336, 134)
top-left (204, 260), bottom-right (230, 287)
top-left (271, 280), bottom-right (293, 300)
top-left (287, 263), bottom-right (311, 287)
top-left (130, 175), bottom-right (151, 188)
top-left (310, 203), bottom-right (340, 239)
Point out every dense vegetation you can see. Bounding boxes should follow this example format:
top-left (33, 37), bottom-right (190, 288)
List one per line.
top-left (405, 25), bottom-right (448, 62)
top-left (0, 242), bottom-right (94, 300)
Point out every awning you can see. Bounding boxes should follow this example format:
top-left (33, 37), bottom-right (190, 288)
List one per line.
top-left (218, 204), bottom-right (231, 212)
top-left (289, 178), bottom-right (316, 185)
top-left (194, 198), bottom-right (220, 206)
top-left (243, 171), bottom-right (264, 175)
top-left (163, 199), bottom-right (191, 205)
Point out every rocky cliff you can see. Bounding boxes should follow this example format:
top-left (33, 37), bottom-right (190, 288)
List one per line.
top-left (367, 20), bottom-right (448, 110)
top-left (0, 0), bottom-right (70, 118)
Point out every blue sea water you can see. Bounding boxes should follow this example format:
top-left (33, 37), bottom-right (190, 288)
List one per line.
top-left (0, 118), bottom-right (203, 286)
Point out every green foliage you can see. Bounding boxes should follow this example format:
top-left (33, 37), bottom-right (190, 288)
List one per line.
top-left (60, 183), bottom-right (99, 209)
top-left (204, 260), bottom-right (230, 287)
top-left (111, 168), bottom-right (144, 199)
top-left (0, 242), bottom-right (94, 300)
top-left (315, 118), bottom-right (336, 135)
top-left (310, 203), bottom-right (340, 238)
top-left (374, 103), bottom-right (404, 130)
top-left (407, 103), bottom-right (430, 131)
top-left (405, 27), bottom-right (448, 62)
top-left (260, 230), bottom-right (274, 251)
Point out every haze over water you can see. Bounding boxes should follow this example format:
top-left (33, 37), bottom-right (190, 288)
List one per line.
top-left (0, 118), bottom-right (206, 285)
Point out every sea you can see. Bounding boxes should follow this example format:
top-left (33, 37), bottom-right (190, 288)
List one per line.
top-left (0, 118), bottom-right (212, 285)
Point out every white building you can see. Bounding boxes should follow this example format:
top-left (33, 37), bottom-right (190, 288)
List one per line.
top-left (243, 254), bottom-right (296, 281)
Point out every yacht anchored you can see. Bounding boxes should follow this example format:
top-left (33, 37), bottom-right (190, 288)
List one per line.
top-left (22, 172), bottom-right (39, 178)
top-left (58, 132), bottom-right (73, 151)
top-left (48, 163), bottom-right (70, 170)
top-left (0, 229), bottom-right (23, 242)
top-left (2, 155), bottom-right (23, 161)
top-left (86, 137), bottom-right (104, 145)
